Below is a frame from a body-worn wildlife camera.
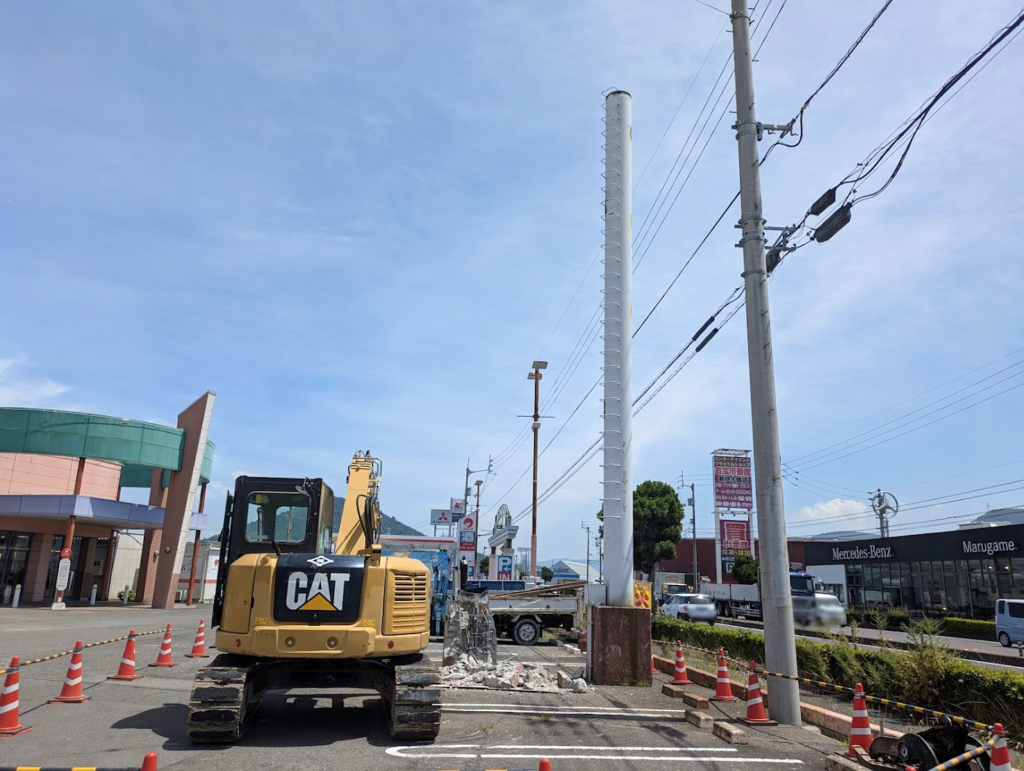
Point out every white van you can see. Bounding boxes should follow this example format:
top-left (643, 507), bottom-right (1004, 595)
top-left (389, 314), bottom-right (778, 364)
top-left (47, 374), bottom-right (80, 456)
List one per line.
top-left (995, 599), bottom-right (1024, 646)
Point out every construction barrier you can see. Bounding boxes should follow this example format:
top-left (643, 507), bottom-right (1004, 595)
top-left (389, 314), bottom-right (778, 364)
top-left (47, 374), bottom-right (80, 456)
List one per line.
top-left (921, 738), bottom-right (995, 771)
top-left (654, 637), bottom-right (999, 735)
top-left (49, 641), bottom-right (88, 704)
top-left (710, 648), bottom-right (738, 702)
top-left (0, 750), bottom-right (157, 771)
top-left (672, 641), bottom-right (691, 685)
top-left (109, 630), bottom-right (143, 682)
top-left (0, 630), bottom-right (165, 678)
top-left (149, 624), bottom-right (176, 668)
top-left (0, 657), bottom-right (31, 737)
top-left (739, 661), bottom-right (775, 726)
top-left (184, 620), bottom-right (208, 659)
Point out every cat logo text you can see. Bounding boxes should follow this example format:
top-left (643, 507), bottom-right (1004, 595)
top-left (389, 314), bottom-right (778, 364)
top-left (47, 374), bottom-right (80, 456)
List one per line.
top-left (285, 571), bottom-right (350, 612)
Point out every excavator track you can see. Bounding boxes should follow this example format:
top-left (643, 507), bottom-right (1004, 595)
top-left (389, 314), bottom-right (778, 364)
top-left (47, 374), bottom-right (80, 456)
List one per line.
top-left (386, 659), bottom-right (443, 741)
top-left (186, 654), bottom-right (266, 743)
top-left (184, 653), bottom-right (441, 743)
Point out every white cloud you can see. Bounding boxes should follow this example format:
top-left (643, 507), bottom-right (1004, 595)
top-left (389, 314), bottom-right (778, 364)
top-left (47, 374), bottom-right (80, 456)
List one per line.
top-left (795, 499), bottom-right (869, 522)
top-left (0, 357), bottom-right (72, 407)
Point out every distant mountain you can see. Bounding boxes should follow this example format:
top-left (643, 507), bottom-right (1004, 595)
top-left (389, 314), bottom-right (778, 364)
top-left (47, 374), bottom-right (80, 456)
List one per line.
top-left (333, 498), bottom-right (424, 537)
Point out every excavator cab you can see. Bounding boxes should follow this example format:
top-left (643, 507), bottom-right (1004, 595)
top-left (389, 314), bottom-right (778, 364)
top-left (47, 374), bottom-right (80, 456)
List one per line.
top-left (211, 477), bottom-right (335, 628)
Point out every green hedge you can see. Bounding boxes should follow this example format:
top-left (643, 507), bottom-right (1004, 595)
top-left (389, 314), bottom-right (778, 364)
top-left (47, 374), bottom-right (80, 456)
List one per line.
top-left (942, 617), bottom-right (997, 639)
top-left (844, 609), bottom-right (995, 640)
top-left (653, 616), bottom-right (1024, 737)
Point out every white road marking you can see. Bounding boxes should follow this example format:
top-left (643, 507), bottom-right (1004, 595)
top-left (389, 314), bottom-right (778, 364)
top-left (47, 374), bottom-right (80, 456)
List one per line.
top-left (386, 746), bottom-right (802, 763)
top-left (443, 705), bottom-right (685, 718)
top-left (476, 746), bottom-right (738, 752)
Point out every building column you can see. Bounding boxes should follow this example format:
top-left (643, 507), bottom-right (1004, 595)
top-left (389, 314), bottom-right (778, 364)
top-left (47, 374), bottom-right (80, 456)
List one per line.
top-left (137, 468), bottom-right (167, 603)
top-left (25, 535), bottom-right (51, 603)
top-left (101, 529), bottom-right (116, 601)
top-left (151, 391), bottom-right (216, 610)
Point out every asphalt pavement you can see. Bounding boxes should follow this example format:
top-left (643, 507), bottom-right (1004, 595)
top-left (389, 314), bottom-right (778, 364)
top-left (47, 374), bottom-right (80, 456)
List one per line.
top-left (0, 604), bottom-right (842, 771)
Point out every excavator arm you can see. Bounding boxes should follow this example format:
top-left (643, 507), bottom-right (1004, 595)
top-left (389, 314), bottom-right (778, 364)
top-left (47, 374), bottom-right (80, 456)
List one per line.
top-left (334, 451), bottom-right (383, 556)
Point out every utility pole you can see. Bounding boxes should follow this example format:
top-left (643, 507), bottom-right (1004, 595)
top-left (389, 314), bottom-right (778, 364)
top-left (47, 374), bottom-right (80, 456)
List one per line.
top-left (525, 360), bottom-right (548, 580)
top-left (730, 0), bottom-right (800, 724)
top-left (463, 457), bottom-right (493, 578)
top-left (581, 521), bottom-right (592, 582)
top-left (596, 532), bottom-right (604, 583)
top-left (690, 482), bottom-right (699, 591)
top-left (602, 90), bottom-right (634, 609)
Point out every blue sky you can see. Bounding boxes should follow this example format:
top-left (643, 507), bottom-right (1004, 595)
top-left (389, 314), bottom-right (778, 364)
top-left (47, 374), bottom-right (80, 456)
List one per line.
top-left (2, 2), bottom-right (1022, 564)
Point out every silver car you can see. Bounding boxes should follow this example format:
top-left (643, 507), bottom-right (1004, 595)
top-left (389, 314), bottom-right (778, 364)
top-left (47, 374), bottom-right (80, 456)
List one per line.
top-left (663, 593), bottom-right (718, 624)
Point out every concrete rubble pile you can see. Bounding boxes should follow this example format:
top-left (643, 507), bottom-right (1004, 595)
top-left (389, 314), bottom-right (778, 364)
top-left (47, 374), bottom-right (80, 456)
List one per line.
top-left (440, 588), bottom-right (588, 693)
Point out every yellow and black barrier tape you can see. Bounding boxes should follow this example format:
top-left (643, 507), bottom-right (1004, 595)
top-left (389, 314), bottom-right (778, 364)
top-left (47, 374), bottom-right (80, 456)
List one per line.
top-left (655, 637), bottom-right (995, 731)
top-left (752, 668), bottom-right (994, 731)
top-left (0, 629), bottom-right (165, 677)
top-left (0, 750), bottom-right (157, 771)
top-left (924, 739), bottom-right (994, 771)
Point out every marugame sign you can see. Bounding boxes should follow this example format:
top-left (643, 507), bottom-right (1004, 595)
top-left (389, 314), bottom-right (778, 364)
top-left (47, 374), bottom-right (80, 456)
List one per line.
top-left (713, 452), bottom-right (753, 511)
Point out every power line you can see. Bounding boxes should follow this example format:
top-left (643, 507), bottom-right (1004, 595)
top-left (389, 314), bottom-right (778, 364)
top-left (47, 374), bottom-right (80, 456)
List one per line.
top-left (786, 481), bottom-right (1024, 529)
top-left (789, 371), bottom-right (1024, 472)
top-left (783, 346), bottom-right (1024, 450)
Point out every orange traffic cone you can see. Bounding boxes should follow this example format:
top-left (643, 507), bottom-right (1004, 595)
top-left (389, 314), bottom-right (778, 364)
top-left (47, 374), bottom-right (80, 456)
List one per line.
top-left (845, 682), bottom-right (872, 758)
top-left (651, 653), bottom-right (657, 675)
top-left (990, 723), bottom-right (1011, 771)
top-left (142, 752), bottom-right (158, 771)
top-left (109, 629), bottom-right (143, 681)
top-left (673, 641), bottom-right (691, 685)
top-left (150, 624), bottom-right (177, 668)
top-left (185, 620), bottom-right (209, 659)
top-left (739, 661), bottom-right (776, 725)
top-left (710, 648), bottom-right (738, 702)
top-left (0, 656), bottom-right (32, 736)
top-left (49, 640), bottom-right (88, 704)
top-left (538, 759), bottom-right (552, 771)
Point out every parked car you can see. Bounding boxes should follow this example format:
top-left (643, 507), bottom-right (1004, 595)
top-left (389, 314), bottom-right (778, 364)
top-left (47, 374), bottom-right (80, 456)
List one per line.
top-left (995, 598), bottom-right (1024, 646)
top-left (662, 593), bottom-right (717, 624)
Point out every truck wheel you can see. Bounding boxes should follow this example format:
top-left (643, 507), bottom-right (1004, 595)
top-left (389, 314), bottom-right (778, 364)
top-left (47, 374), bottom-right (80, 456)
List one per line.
top-left (999, 631), bottom-right (1012, 647)
top-left (513, 618), bottom-right (541, 646)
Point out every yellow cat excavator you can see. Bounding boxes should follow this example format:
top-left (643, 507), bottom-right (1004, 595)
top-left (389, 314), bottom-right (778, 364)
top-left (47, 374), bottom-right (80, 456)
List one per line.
top-left (185, 451), bottom-right (441, 742)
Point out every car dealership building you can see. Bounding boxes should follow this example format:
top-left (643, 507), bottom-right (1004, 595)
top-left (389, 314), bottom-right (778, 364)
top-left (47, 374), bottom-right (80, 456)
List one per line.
top-left (805, 520), bottom-right (1024, 618)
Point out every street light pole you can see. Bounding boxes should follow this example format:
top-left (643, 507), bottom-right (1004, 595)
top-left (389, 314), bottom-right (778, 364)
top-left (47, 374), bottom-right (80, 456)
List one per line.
top-left (729, 0), bottom-right (800, 724)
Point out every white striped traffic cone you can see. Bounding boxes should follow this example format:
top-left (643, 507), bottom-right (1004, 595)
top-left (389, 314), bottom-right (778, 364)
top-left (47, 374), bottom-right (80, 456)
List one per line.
top-left (710, 648), bottom-right (738, 702)
top-left (990, 723), bottom-right (1011, 771)
top-left (673, 641), bottom-right (691, 685)
top-left (0, 656), bottom-right (32, 736)
top-left (845, 682), bottom-right (872, 758)
top-left (185, 620), bottom-right (209, 659)
top-left (109, 629), bottom-right (143, 681)
top-left (49, 640), bottom-right (88, 704)
top-left (150, 624), bottom-right (177, 668)
top-left (739, 661), bottom-right (775, 725)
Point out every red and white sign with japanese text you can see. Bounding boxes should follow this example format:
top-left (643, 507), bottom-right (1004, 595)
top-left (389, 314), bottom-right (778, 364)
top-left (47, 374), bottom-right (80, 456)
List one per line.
top-left (713, 453), bottom-right (753, 511)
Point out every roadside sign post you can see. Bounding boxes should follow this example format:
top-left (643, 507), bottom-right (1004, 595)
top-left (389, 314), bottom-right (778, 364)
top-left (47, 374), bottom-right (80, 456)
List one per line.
top-left (51, 549), bottom-right (72, 611)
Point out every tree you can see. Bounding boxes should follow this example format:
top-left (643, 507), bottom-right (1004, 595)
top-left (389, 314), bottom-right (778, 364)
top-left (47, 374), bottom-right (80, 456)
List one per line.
top-left (479, 555), bottom-right (489, 576)
top-left (731, 554), bottom-right (760, 584)
top-left (540, 566), bottom-right (554, 583)
top-left (632, 480), bottom-right (684, 576)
